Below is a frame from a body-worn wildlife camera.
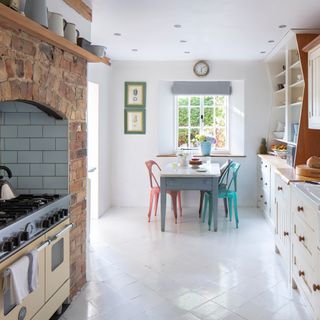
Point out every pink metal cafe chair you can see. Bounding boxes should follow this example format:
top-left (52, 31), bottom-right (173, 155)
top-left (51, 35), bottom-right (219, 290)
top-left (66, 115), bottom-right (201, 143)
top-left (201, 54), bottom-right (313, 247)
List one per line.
top-left (145, 160), bottom-right (182, 223)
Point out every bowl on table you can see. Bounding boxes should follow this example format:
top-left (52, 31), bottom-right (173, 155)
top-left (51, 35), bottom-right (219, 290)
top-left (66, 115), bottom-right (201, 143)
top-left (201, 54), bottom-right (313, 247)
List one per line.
top-left (189, 158), bottom-right (202, 169)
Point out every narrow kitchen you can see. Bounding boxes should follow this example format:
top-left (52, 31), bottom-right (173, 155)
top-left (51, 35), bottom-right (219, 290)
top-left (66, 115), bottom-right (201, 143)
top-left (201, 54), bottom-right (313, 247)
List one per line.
top-left (0, 1), bottom-right (320, 320)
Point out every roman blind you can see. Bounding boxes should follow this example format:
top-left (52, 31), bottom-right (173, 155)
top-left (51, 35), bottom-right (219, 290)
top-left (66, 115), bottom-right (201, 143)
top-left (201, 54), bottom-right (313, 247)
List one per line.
top-left (171, 81), bottom-right (232, 95)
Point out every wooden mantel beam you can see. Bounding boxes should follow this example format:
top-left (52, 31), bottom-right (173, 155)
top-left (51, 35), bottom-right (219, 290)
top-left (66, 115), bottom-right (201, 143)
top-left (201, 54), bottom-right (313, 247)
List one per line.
top-left (63, 0), bottom-right (92, 22)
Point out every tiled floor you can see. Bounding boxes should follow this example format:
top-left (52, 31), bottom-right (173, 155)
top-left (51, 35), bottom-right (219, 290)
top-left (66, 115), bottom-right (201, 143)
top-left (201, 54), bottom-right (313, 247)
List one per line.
top-left (62, 207), bottom-right (312, 320)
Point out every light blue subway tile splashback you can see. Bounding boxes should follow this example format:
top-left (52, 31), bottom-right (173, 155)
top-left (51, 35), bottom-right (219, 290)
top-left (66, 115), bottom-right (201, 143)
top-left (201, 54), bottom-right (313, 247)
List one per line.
top-left (43, 126), bottom-right (68, 138)
top-left (18, 177), bottom-right (43, 189)
top-left (18, 151), bottom-right (42, 163)
top-left (55, 138), bottom-right (68, 150)
top-left (30, 138), bottom-right (56, 151)
top-left (43, 151), bottom-right (68, 163)
top-left (5, 113), bottom-right (30, 125)
top-left (56, 164), bottom-right (68, 176)
top-left (2, 151), bottom-right (18, 163)
top-left (30, 164), bottom-right (55, 176)
top-left (0, 126), bottom-right (18, 138)
top-left (5, 138), bottom-right (30, 151)
top-left (43, 177), bottom-right (68, 189)
top-left (5, 164), bottom-right (30, 177)
top-left (31, 113), bottom-right (56, 125)
top-left (18, 126), bottom-right (43, 137)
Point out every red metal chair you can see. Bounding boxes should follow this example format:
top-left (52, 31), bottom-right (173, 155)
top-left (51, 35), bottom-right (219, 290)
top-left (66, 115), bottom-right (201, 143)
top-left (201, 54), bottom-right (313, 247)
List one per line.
top-left (145, 160), bottom-right (182, 223)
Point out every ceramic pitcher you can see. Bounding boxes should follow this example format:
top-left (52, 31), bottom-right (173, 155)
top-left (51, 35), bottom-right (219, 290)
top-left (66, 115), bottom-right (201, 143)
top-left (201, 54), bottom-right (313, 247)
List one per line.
top-left (48, 12), bottom-right (64, 36)
top-left (64, 20), bottom-right (79, 44)
top-left (24, 0), bottom-right (48, 27)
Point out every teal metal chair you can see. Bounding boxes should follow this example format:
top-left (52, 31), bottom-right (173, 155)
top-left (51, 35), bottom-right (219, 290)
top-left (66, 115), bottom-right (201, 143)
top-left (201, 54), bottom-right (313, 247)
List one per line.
top-left (201, 162), bottom-right (241, 230)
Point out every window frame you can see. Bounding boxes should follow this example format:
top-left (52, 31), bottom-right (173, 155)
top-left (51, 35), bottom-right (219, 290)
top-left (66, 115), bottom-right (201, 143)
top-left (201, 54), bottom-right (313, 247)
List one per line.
top-left (174, 95), bottom-right (230, 153)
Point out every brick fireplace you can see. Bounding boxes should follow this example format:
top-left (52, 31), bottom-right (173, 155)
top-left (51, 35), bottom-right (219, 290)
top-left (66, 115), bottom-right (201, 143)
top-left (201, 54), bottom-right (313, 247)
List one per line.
top-left (0, 21), bottom-right (87, 296)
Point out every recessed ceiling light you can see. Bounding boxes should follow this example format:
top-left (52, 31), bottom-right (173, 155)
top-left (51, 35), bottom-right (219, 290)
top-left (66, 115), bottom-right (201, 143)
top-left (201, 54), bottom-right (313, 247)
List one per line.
top-left (174, 24), bottom-right (182, 28)
top-left (180, 40), bottom-right (187, 43)
top-left (278, 25), bottom-right (287, 29)
top-left (260, 51), bottom-right (266, 54)
top-left (132, 49), bottom-right (138, 52)
top-left (113, 32), bottom-right (122, 36)
top-left (184, 51), bottom-right (190, 54)
top-left (268, 40), bottom-right (275, 43)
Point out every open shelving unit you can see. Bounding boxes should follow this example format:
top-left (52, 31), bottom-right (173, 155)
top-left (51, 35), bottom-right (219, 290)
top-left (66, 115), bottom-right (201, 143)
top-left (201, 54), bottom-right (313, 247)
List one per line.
top-left (266, 31), bottom-right (320, 165)
top-left (0, 3), bottom-right (110, 65)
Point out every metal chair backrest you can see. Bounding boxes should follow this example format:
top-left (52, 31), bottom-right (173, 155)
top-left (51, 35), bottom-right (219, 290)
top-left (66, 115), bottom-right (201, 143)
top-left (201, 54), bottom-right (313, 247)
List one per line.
top-left (145, 160), bottom-right (161, 189)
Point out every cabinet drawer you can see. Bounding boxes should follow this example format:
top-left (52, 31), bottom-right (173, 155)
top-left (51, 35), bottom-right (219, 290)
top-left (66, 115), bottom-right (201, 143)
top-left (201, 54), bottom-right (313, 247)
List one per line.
top-left (293, 246), bottom-right (317, 313)
top-left (292, 187), bottom-right (317, 231)
top-left (293, 215), bottom-right (317, 267)
top-left (275, 173), bottom-right (290, 202)
top-left (165, 178), bottom-right (212, 190)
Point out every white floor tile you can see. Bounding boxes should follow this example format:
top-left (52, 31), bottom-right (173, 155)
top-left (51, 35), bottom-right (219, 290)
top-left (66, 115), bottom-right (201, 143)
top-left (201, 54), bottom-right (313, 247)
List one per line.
top-left (61, 207), bottom-right (311, 320)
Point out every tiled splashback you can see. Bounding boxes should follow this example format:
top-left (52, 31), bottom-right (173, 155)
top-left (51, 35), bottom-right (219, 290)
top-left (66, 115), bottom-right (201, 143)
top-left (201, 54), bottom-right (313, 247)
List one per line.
top-left (0, 102), bottom-right (68, 195)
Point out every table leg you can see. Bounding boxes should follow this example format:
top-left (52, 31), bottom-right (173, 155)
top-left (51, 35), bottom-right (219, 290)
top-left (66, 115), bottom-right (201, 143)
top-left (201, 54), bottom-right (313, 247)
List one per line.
top-left (212, 177), bottom-right (219, 232)
top-left (160, 177), bottom-right (167, 232)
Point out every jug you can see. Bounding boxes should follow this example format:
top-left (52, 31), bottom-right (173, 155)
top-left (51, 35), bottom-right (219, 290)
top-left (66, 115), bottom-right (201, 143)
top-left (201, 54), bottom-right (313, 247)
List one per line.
top-left (48, 12), bottom-right (64, 36)
top-left (24, 0), bottom-right (48, 27)
top-left (64, 20), bottom-right (79, 44)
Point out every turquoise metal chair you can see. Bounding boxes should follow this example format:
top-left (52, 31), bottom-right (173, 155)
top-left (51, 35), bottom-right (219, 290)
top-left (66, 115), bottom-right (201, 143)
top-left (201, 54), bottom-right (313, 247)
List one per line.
top-left (201, 162), bottom-right (241, 230)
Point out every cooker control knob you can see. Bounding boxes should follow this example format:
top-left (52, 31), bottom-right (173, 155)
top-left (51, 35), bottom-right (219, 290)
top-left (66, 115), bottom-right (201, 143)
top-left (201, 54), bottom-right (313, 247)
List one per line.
top-left (20, 231), bottom-right (30, 241)
top-left (2, 239), bottom-right (14, 252)
top-left (11, 234), bottom-right (21, 247)
top-left (53, 213), bottom-right (59, 222)
top-left (48, 216), bottom-right (55, 225)
top-left (58, 210), bottom-right (65, 219)
top-left (62, 209), bottom-right (68, 217)
top-left (42, 219), bottom-right (50, 228)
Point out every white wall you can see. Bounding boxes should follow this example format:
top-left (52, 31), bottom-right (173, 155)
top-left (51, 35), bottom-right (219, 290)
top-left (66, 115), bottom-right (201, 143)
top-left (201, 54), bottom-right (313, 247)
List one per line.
top-left (88, 63), bottom-right (112, 216)
top-left (109, 61), bottom-right (271, 208)
top-left (47, 0), bottom-right (91, 41)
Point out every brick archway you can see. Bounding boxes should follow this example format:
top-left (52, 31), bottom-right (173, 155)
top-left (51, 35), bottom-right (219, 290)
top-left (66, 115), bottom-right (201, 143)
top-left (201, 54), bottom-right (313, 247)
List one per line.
top-left (0, 23), bottom-right (87, 296)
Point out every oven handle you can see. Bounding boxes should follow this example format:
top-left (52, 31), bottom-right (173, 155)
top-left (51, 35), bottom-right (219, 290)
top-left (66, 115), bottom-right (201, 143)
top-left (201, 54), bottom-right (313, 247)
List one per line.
top-left (3, 239), bottom-right (52, 278)
top-left (50, 223), bottom-right (74, 242)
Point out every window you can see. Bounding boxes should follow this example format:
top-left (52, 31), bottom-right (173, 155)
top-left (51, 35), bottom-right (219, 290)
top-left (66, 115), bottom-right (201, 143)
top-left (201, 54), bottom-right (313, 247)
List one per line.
top-left (175, 95), bottom-right (229, 150)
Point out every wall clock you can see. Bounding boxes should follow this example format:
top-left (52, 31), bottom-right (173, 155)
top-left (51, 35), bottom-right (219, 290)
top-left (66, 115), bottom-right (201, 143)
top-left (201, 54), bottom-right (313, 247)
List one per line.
top-left (193, 60), bottom-right (210, 77)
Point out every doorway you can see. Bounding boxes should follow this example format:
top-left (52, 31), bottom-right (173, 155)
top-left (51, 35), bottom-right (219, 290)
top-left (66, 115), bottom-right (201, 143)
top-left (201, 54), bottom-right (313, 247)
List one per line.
top-left (87, 81), bottom-right (99, 241)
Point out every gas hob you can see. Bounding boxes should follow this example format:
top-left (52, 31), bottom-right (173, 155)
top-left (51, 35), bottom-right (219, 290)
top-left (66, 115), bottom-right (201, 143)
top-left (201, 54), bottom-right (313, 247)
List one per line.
top-left (0, 194), bottom-right (70, 262)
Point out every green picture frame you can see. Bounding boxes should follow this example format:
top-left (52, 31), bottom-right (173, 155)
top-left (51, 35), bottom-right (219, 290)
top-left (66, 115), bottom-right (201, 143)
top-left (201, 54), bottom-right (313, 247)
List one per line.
top-left (124, 108), bottom-right (146, 134)
top-left (125, 82), bottom-right (146, 107)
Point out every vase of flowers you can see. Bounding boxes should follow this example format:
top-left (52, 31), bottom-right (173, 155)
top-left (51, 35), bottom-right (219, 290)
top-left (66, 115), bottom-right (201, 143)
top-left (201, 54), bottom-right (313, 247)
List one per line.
top-left (196, 135), bottom-right (216, 156)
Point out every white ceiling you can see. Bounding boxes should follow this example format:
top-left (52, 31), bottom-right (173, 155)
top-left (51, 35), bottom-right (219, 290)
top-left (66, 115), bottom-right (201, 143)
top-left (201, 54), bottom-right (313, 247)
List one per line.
top-left (91, 0), bottom-right (320, 61)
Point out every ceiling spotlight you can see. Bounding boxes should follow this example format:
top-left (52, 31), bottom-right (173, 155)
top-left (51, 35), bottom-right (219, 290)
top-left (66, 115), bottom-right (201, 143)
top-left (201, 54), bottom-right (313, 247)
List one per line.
top-left (174, 24), bottom-right (182, 28)
top-left (260, 51), bottom-right (266, 54)
top-left (132, 49), bottom-right (138, 52)
top-left (180, 40), bottom-right (187, 43)
top-left (278, 25), bottom-right (287, 29)
top-left (268, 40), bottom-right (275, 43)
top-left (113, 32), bottom-right (122, 36)
top-left (184, 51), bottom-right (190, 54)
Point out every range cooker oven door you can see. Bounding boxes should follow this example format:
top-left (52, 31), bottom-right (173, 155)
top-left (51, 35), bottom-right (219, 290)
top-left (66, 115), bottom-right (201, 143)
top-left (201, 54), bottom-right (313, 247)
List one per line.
top-left (0, 235), bottom-right (46, 320)
top-left (45, 219), bottom-right (72, 301)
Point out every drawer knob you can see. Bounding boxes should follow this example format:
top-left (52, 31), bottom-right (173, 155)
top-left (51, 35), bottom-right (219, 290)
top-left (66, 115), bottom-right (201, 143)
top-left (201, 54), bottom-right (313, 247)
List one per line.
top-left (299, 270), bottom-right (305, 277)
top-left (297, 206), bottom-right (304, 212)
top-left (278, 186), bottom-right (283, 191)
top-left (260, 195), bottom-right (263, 198)
top-left (313, 284), bottom-right (320, 292)
top-left (265, 165), bottom-right (267, 168)
top-left (264, 201), bottom-right (267, 205)
top-left (260, 177), bottom-right (263, 181)
top-left (298, 236), bottom-right (305, 242)
top-left (264, 183), bottom-right (268, 186)
top-left (283, 231), bottom-right (289, 236)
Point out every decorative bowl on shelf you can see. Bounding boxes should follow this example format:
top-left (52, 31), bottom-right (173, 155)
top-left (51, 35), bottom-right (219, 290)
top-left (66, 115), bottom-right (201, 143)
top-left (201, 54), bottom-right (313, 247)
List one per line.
top-left (273, 131), bottom-right (284, 139)
top-left (274, 149), bottom-right (287, 159)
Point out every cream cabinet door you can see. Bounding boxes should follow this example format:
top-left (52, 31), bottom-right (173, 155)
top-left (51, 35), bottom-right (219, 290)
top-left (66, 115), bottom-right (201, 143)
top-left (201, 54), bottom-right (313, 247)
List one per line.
top-left (309, 46), bottom-right (320, 129)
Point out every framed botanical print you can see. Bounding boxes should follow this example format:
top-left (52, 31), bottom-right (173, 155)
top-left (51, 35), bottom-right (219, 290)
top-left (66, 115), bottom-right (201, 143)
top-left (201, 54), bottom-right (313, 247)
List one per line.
top-left (124, 109), bottom-right (146, 134)
top-left (125, 82), bottom-right (146, 107)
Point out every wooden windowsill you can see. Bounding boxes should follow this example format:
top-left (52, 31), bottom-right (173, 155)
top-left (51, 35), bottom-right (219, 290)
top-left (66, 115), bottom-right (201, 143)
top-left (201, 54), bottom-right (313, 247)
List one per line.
top-left (157, 154), bottom-right (247, 158)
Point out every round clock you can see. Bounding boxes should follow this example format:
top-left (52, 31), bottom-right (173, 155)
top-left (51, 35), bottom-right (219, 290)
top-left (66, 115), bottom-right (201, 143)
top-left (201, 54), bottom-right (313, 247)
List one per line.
top-left (193, 60), bottom-right (210, 77)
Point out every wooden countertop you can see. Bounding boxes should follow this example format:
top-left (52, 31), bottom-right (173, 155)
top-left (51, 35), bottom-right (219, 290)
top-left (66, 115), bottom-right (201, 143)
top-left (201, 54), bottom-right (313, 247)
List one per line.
top-left (258, 154), bottom-right (320, 184)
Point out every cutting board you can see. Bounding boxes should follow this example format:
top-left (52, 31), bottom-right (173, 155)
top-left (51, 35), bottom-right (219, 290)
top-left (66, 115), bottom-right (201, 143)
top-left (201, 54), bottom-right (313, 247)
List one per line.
top-left (296, 165), bottom-right (320, 178)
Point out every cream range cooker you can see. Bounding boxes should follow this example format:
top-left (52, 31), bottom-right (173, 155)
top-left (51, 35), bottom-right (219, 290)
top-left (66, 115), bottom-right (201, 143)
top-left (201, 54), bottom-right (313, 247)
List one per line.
top-left (0, 194), bottom-right (73, 320)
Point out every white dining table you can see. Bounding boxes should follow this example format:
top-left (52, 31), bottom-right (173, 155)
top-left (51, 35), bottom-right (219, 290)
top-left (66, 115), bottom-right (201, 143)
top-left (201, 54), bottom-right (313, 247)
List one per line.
top-left (160, 163), bottom-right (221, 232)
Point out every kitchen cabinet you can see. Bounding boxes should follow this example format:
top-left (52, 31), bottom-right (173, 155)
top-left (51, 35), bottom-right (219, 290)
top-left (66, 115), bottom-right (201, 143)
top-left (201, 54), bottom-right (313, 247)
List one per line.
top-left (257, 158), bottom-right (271, 221)
top-left (308, 43), bottom-right (320, 129)
top-left (291, 185), bottom-right (320, 319)
top-left (274, 173), bottom-right (291, 269)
